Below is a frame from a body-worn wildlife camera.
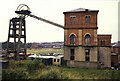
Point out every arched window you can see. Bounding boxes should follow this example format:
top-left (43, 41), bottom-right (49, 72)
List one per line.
top-left (70, 34), bottom-right (76, 45)
top-left (85, 34), bottom-right (91, 45)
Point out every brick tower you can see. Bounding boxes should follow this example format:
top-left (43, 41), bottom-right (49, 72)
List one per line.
top-left (63, 8), bottom-right (99, 68)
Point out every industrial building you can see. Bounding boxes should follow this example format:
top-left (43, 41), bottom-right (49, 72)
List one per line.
top-left (63, 8), bottom-right (111, 68)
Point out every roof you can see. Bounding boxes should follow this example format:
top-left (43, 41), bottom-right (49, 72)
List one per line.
top-left (97, 34), bottom-right (112, 36)
top-left (112, 42), bottom-right (120, 47)
top-left (111, 53), bottom-right (118, 56)
top-left (63, 8), bottom-right (99, 14)
top-left (28, 54), bottom-right (64, 59)
top-left (97, 34), bottom-right (112, 38)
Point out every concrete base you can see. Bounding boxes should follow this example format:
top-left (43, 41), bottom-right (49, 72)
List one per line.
top-left (66, 60), bottom-right (98, 69)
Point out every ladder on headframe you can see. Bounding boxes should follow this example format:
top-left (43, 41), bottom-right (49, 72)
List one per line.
top-left (6, 17), bottom-right (26, 60)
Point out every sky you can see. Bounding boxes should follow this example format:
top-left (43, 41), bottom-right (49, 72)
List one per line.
top-left (0, 0), bottom-right (119, 43)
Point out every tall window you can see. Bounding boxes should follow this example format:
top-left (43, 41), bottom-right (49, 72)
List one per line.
top-left (70, 49), bottom-right (75, 60)
top-left (100, 40), bottom-right (103, 46)
top-left (85, 49), bottom-right (90, 61)
top-left (79, 16), bottom-right (81, 24)
top-left (70, 16), bottom-right (76, 24)
top-left (85, 34), bottom-right (91, 45)
top-left (70, 34), bottom-right (76, 45)
top-left (113, 48), bottom-right (116, 53)
top-left (100, 40), bottom-right (105, 46)
top-left (103, 41), bottom-right (105, 45)
top-left (85, 16), bottom-right (90, 24)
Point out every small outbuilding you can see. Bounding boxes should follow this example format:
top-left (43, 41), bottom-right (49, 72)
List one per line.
top-left (28, 54), bottom-right (64, 65)
top-left (111, 53), bottom-right (118, 68)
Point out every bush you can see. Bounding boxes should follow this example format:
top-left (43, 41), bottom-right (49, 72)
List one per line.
top-left (9, 60), bottom-right (29, 69)
top-left (38, 67), bottom-right (61, 79)
top-left (26, 58), bottom-right (45, 74)
top-left (2, 69), bottom-right (28, 79)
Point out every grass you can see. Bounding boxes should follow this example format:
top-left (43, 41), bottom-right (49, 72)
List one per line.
top-left (27, 48), bottom-right (63, 54)
top-left (2, 59), bottom-right (120, 79)
top-left (60, 67), bottom-right (120, 79)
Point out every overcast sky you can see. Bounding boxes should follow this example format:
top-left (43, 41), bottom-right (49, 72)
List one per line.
top-left (0, 0), bottom-right (119, 43)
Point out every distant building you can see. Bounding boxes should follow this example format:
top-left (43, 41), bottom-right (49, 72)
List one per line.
top-left (111, 41), bottom-right (120, 55)
top-left (111, 41), bottom-right (120, 68)
top-left (63, 8), bottom-right (111, 68)
top-left (30, 42), bottom-right (64, 49)
top-left (30, 43), bottom-right (39, 49)
top-left (111, 53), bottom-right (118, 68)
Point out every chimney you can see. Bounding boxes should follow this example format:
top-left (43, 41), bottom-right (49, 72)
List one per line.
top-left (85, 9), bottom-right (88, 11)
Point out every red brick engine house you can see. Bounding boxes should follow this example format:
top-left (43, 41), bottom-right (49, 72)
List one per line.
top-left (63, 8), bottom-right (111, 68)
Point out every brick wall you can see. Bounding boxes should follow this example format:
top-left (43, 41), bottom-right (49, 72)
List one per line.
top-left (64, 12), bottom-right (98, 28)
top-left (97, 35), bottom-right (111, 46)
top-left (111, 55), bottom-right (118, 67)
top-left (64, 11), bottom-right (98, 46)
top-left (111, 47), bottom-right (120, 55)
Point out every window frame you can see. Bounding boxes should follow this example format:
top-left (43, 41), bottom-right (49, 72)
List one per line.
top-left (70, 16), bottom-right (76, 25)
top-left (85, 57), bottom-right (90, 61)
top-left (54, 59), bottom-right (56, 62)
top-left (85, 49), bottom-right (90, 61)
top-left (103, 40), bottom-right (105, 45)
top-left (113, 48), bottom-right (116, 53)
top-left (70, 34), bottom-right (76, 45)
top-left (85, 34), bottom-right (91, 46)
top-left (70, 56), bottom-right (74, 60)
top-left (100, 40), bottom-right (106, 46)
top-left (57, 59), bottom-right (59, 62)
top-left (70, 49), bottom-right (75, 60)
top-left (85, 15), bottom-right (91, 24)
top-left (70, 49), bottom-right (75, 55)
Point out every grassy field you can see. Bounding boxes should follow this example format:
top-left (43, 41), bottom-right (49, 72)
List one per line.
top-left (27, 48), bottom-right (64, 54)
top-left (2, 59), bottom-right (120, 79)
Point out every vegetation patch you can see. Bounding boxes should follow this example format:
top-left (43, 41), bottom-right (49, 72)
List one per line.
top-left (26, 58), bottom-right (45, 74)
top-left (2, 60), bottom-right (120, 79)
top-left (2, 48), bottom-right (120, 79)
top-left (37, 66), bottom-right (61, 79)
top-left (27, 48), bottom-right (63, 54)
